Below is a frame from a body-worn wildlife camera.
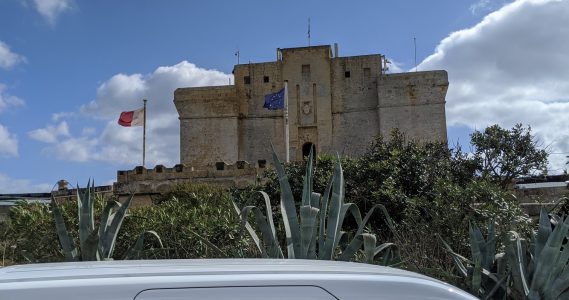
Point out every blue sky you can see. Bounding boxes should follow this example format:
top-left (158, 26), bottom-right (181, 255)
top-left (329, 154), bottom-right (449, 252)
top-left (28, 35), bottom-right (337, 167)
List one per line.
top-left (1, 0), bottom-right (568, 192)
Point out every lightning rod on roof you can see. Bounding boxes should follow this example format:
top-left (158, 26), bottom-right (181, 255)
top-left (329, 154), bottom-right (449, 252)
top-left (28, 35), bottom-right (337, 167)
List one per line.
top-left (414, 36), bottom-right (417, 72)
top-left (308, 17), bottom-right (311, 46)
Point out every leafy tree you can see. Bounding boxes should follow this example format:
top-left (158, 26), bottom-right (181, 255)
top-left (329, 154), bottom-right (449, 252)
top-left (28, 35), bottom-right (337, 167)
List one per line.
top-left (232, 130), bottom-right (532, 285)
top-left (470, 124), bottom-right (548, 188)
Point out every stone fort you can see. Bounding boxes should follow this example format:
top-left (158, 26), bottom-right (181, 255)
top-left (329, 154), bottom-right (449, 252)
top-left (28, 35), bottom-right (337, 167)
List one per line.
top-left (175, 44), bottom-right (448, 166)
top-left (114, 44), bottom-right (448, 194)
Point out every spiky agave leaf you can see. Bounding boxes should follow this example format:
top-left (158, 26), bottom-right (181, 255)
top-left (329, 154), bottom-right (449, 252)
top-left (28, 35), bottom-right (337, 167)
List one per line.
top-left (549, 243), bottom-right (569, 298)
top-left (320, 156), bottom-right (345, 260)
top-left (484, 220), bottom-right (496, 271)
top-left (99, 194), bottom-right (134, 259)
top-left (238, 205), bottom-right (284, 258)
top-left (469, 223), bottom-right (485, 270)
top-left (50, 196), bottom-right (78, 261)
top-left (508, 231), bottom-right (530, 297)
top-left (77, 180), bottom-right (95, 255)
top-left (233, 200), bottom-right (261, 255)
top-left (535, 208), bottom-right (552, 264)
top-left (530, 212), bottom-right (569, 296)
top-left (301, 146), bottom-right (315, 207)
top-left (318, 180), bottom-right (332, 258)
top-left (98, 200), bottom-right (119, 241)
top-left (124, 230), bottom-right (164, 260)
top-left (297, 147), bottom-right (320, 259)
top-left (362, 234), bottom-right (376, 264)
top-left (335, 204), bottom-right (390, 260)
top-left (471, 256), bottom-right (482, 296)
top-left (82, 229), bottom-right (101, 261)
top-left (299, 204), bottom-right (319, 259)
top-left (271, 145), bottom-right (301, 258)
top-left (235, 191), bottom-right (282, 258)
top-left (307, 192), bottom-right (322, 259)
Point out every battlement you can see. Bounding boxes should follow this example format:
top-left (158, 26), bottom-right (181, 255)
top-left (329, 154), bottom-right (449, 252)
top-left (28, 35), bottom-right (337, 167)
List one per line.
top-left (175, 85), bottom-right (236, 101)
top-left (114, 161), bottom-right (263, 195)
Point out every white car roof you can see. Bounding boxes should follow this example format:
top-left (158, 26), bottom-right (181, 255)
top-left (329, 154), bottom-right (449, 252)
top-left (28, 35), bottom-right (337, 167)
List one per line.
top-left (0, 259), bottom-right (477, 299)
top-left (0, 259), bottom-right (429, 282)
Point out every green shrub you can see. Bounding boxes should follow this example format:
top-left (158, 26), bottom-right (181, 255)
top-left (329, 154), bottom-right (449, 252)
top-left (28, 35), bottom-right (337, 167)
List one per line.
top-left (1, 183), bottom-right (252, 264)
top-left (117, 183), bottom-right (254, 259)
top-left (1, 201), bottom-right (64, 264)
top-left (231, 131), bottom-right (532, 284)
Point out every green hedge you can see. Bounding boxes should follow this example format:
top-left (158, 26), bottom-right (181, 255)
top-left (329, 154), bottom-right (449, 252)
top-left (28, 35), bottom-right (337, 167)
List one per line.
top-left (0, 183), bottom-right (255, 265)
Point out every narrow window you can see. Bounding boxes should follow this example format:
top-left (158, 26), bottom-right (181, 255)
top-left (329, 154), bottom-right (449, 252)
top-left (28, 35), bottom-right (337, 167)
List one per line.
top-left (263, 76), bottom-right (269, 83)
top-left (344, 71), bottom-right (351, 78)
top-left (244, 76), bottom-right (251, 84)
top-left (302, 64), bottom-right (311, 81)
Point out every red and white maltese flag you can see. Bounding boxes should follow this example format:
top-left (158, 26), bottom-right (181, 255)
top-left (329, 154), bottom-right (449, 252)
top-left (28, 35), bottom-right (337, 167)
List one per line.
top-left (118, 107), bottom-right (144, 127)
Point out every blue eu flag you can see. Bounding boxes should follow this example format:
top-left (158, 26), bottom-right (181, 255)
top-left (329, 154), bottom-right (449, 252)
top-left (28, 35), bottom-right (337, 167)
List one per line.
top-left (263, 88), bottom-right (285, 110)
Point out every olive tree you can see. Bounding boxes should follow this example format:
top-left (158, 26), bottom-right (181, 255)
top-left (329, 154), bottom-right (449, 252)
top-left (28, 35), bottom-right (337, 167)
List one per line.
top-left (470, 124), bottom-right (548, 188)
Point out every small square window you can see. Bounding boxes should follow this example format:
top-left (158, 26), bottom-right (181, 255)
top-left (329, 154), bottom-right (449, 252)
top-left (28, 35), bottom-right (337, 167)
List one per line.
top-left (263, 76), bottom-right (269, 83)
top-left (363, 68), bottom-right (371, 77)
top-left (345, 71), bottom-right (351, 78)
top-left (244, 76), bottom-right (251, 84)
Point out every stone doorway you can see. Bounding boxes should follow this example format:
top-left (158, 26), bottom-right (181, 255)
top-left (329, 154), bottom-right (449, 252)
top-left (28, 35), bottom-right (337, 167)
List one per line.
top-left (302, 142), bottom-right (315, 159)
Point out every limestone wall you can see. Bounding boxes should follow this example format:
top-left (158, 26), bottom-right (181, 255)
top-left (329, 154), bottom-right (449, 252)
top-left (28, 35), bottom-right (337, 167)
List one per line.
top-left (281, 46), bottom-right (333, 159)
top-left (233, 62), bottom-right (286, 163)
top-left (175, 86), bottom-right (239, 166)
top-left (174, 45), bottom-right (449, 168)
top-left (330, 55), bottom-right (382, 155)
top-left (114, 162), bottom-right (260, 195)
top-left (377, 71), bottom-right (448, 141)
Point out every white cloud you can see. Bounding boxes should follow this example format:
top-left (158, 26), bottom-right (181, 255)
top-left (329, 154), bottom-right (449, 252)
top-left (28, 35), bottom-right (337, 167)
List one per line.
top-left (51, 111), bottom-right (74, 122)
top-left (0, 124), bottom-right (18, 157)
top-left (385, 58), bottom-right (404, 73)
top-left (0, 84), bottom-right (25, 112)
top-left (0, 41), bottom-right (26, 70)
top-left (28, 121), bottom-right (70, 143)
top-left (470, 0), bottom-right (492, 15)
top-left (0, 173), bottom-right (51, 193)
top-left (34, 61), bottom-right (232, 166)
top-left (418, 0), bottom-right (569, 172)
top-left (32, 0), bottom-right (73, 25)
top-left (81, 127), bottom-right (96, 136)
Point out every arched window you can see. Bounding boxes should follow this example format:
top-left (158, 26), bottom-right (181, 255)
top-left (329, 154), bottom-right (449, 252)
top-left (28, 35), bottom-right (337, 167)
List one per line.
top-left (302, 142), bottom-right (315, 159)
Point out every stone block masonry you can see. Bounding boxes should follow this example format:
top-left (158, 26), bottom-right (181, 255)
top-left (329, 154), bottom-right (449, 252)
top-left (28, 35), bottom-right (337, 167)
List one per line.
top-left (175, 44), bottom-right (448, 166)
top-left (116, 43), bottom-right (448, 197)
top-left (114, 162), bottom-right (260, 196)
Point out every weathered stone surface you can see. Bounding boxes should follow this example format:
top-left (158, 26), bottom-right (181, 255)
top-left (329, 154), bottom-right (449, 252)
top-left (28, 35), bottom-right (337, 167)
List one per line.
top-left (174, 45), bottom-right (448, 167)
top-left (115, 44), bottom-right (449, 199)
top-left (114, 163), bottom-right (258, 194)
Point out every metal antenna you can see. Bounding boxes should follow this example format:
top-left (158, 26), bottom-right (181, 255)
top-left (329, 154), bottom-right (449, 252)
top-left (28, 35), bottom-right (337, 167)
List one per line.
top-left (308, 17), bottom-right (311, 46)
top-left (235, 50), bottom-right (240, 64)
top-left (414, 37), bottom-right (417, 72)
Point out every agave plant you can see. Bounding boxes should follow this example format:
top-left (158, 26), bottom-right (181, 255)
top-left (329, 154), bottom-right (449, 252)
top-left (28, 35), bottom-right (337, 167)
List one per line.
top-left (51, 180), bottom-right (162, 261)
top-left (443, 208), bottom-right (569, 300)
top-left (507, 207), bottom-right (569, 299)
top-left (441, 220), bottom-right (509, 299)
top-left (235, 147), bottom-right (397, 264)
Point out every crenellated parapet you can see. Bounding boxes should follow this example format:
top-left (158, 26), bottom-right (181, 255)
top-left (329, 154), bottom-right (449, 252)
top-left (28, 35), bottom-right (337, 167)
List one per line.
top-left (114, 161), bottom-right (263, 195)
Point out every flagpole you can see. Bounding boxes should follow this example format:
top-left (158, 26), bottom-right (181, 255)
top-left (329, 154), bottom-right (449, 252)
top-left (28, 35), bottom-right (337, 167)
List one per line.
top-left (143, 99), bottom-right (147, 168)
top-left (284, 82), bottom-right (289, 163)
